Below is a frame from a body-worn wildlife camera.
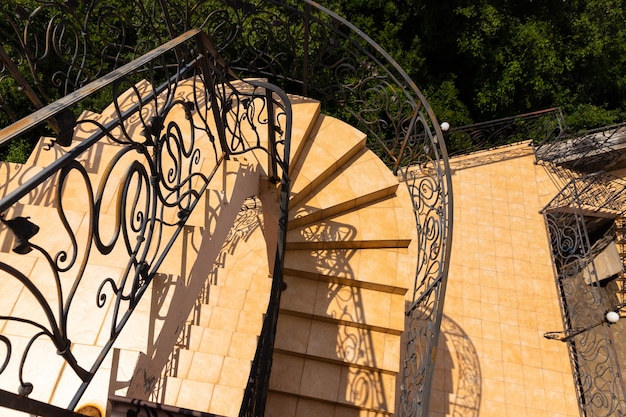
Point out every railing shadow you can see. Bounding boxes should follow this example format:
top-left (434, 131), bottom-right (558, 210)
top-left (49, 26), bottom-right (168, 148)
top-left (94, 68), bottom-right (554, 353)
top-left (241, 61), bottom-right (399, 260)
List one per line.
top-left (428, 314), bottom-right (481, 417)
top-left (276, 210), bottom-right (392, 413)
top-left (119, 161), bottom-right (260, 399)
top-left (146, 196), bottom-right (265, 404)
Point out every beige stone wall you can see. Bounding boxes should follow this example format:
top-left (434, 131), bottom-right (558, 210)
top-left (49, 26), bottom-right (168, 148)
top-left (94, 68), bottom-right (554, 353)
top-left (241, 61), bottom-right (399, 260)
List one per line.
top-left (429, 143), bottom-right (580, 416)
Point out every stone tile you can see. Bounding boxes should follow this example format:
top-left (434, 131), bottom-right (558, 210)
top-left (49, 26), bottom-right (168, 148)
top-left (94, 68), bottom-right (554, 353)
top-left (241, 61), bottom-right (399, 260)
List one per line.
top-left (0, 335), bottom-right (64, 404)
top-left (275, 314), bottom-right (311, 354)
top-left (208, 306), bottom-right (239, 331)
top-left (294, 398), bottom-right (336, 417)
top-left (269, 353), bottom-right (304, 395)
top-left (228, 332), bottom-right (258, 359)
top-left (299, 359), bottom-right (341, 402)
top-left (216, 287), bottom-right (247, 311)
top-left (337, 365), bottom-right (395, 411)
top-left (218, 356), bottom-right (251, 387)
top-left (265, 392), bottom-right (298, 417)
top-left (501, 342), bottom-right (522, 365)
top-left (482, 339), bottom-right (503, 361)
top-left (504, 382), bottom-right (527, 407)
top-left (522, 365), bottom-right (545, 389)
top-left (176, 379), bottom-right (213, 412)
top-left (209, 385), bottom-right (243, 416)
top-left (170, 349), bottom-right (194, 379)
top-left (236, 309), bottom-right (264, 335)
top-left (198, 327), bottom-right (232, 356)
top-left (160, 376), bottom-right (182, 406)
top-left (187, 352), bottom-right (223, 384)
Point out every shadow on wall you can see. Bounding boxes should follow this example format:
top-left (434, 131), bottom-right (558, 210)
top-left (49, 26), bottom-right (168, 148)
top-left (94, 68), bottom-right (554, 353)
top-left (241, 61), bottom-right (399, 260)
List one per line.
top-left (429, 314), bottom-right (481, 416)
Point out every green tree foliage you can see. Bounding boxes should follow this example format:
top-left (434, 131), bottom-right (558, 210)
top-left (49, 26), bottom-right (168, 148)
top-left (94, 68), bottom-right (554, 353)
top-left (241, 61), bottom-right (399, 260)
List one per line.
top-left (322, 0), bottom-right (626, 132)
top-left (2, 0), bottom-right (626, 162)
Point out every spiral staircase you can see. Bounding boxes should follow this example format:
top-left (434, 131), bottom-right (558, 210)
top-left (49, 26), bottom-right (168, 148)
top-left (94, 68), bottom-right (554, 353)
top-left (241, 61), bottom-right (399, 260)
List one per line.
top-left (0, 73), bottom-right (416, 416)
top-left (0, 2), bottom-right (452, 416)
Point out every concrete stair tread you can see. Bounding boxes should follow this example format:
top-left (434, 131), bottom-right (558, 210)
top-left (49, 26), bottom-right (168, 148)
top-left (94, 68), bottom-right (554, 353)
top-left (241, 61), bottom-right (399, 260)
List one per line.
top-left (27, 133), bottom-right (132, 171)
top-left (265, 392), bottom-right (392, 417)
top-left (154, 375), bottom-right (245, 416)
top-left (268, 352), bottom-right (397, 413)
top-left (283, 248), bottom-right (411, 295)
top-left (280, 275), bottom-right (404, 334)
top-left (287, 97), bottom-right (322, 169)
top-left (286, 196), bottom-right (412, 250)
top-left (289, 114), bottom-right (366, 207)
top-left (275, 314), bottom-right (401, 373)
top-left (25, 109), bottom-right (109, 166)
top-left (0, 203), bottom-right (86, 255)
top-left (288, 149), bottom-right (399, 230)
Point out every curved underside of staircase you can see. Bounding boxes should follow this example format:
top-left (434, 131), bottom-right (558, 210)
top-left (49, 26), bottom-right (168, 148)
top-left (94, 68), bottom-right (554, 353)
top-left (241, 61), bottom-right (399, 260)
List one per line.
top-left (0, 78), bottom-right (416, 416)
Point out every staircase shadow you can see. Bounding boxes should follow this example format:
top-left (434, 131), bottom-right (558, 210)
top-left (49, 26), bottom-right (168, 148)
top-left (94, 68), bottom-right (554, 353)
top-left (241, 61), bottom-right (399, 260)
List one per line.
top-left (277, 213), bottom-right (392, 413)
top-left (148, 197), bottom-right (265, 404)
top-left (117, 161), bottom-right (262, 403)
top-left (428, 314), bottom-right (482, 416)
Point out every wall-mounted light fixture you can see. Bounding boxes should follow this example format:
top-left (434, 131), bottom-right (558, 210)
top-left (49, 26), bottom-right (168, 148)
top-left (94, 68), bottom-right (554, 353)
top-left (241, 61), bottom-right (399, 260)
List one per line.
top-left (544, 308), bottom-right (622, 342)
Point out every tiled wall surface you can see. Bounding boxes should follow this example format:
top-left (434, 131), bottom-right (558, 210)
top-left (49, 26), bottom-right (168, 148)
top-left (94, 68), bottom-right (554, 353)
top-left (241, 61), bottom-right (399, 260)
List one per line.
top-left (429, 143), bottom-right (580, 417)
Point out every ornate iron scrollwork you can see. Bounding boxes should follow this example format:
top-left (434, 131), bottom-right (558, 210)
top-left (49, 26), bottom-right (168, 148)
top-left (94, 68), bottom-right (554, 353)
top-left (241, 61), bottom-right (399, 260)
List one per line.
top-left (542, 175), bottom-right (626, 416)
top-left (0, 1), bottom-right (452, 416)
top-left (0, 26), bottom-right (291, 416)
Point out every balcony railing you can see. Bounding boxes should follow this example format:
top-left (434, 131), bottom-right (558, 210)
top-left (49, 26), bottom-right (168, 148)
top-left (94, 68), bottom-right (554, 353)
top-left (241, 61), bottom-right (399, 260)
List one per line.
top-left (541, 173), bottom-right (626, 416)
top-left (0, 1), bottom-right (453, 416)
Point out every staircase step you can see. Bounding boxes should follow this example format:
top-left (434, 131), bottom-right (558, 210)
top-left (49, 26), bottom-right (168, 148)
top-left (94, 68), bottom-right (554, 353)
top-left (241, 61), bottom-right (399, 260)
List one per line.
top-left (288, 149), bottom-right (399, 230)
top-left (267, 351), bottom-right (397, 413)
top-left (280, 275), bottom-right (405, 334)
top-left (125, 155), bottom-right (265, 401)
top-left (0, 203), bottom-right (86, 256)
top-left (288, 98), bottom-right (322, 171)
top-left (274, 313), bottom-right (401, 373)
top-left (289, 114), bottom-right (366, 207)
top-left (160, 375), bottom-right (245, 416)
top-left (27, 132), bottom-right (129, 174)
top-left (286, 196), bottom-right (412, 250)
top-left (25, 110), bottom-right (108, 166)
top-left (265, 392), bottom-right (392, 417)
top-left (283, 248), bottom-right (410, 295)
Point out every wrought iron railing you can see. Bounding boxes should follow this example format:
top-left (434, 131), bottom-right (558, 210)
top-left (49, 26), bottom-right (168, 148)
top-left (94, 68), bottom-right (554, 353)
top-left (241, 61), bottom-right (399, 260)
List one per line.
top-left (442, 107), bottom-right (566, 158)
top-left (541, 174), bottom-right (626, 416)
top-left (0, 1), bottom-right (453, 416)
top-left (0, 26), bottom-right (292, 416)
top-left (534, 118), bottom-right (626, 174)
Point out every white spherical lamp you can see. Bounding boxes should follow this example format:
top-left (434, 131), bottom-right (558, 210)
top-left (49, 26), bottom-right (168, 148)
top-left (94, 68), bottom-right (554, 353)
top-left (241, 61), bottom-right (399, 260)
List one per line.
top-left (606, 310), bottom-right (620, 324)
top-left (440, 121), bottom-right (450, 132)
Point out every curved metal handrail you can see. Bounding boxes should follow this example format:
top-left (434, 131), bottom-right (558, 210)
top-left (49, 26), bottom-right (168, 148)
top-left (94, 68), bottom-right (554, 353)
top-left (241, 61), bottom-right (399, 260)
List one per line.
top-left (189, 4), bottom-right (453, 413)
top-left (0, 26), bottom-right (293, 415)
top-left (0, 1), bottom-right (453, 416)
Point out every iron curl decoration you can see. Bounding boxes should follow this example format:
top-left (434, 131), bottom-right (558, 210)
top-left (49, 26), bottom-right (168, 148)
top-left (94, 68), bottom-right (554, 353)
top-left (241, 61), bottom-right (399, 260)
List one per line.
top-left (542, 175), bottom-right (626, 416)
top-left (188, 3), bottom-right (452, 414)
top-left (0, 1), bottom-right (452, 415)
top-left (439, 107), bottom-right (566, 158)
top-left (0, 0), bottom-right (172, 122)
top-left (0, 27), bottom-right (292, 415)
